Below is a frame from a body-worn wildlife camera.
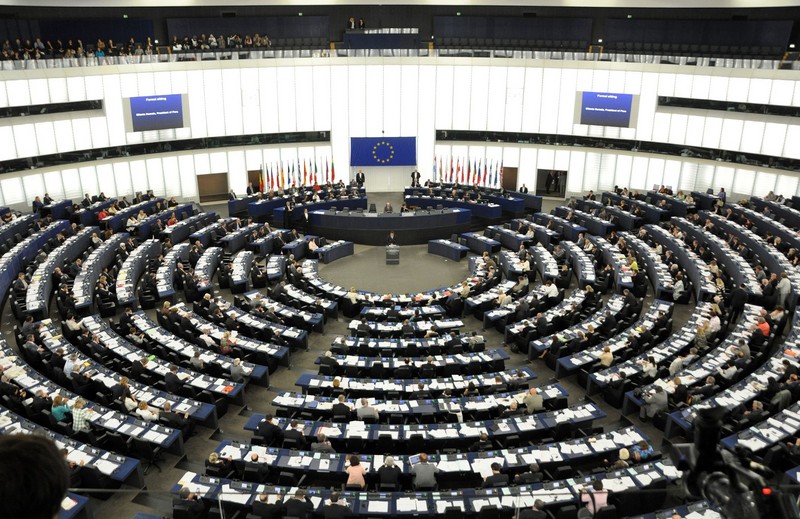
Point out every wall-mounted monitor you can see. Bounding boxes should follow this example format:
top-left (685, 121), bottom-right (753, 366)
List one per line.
top-left (575, 92), bottom-right (638, 128)
top-left (123, 94), bottom-right (189, 132)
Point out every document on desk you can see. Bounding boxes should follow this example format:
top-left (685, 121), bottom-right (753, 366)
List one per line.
top-left (368, 501), bottom-right (389, 513)
top-left (94, 458), bottom-right (120, 475)
top-left (67, 449), bottom-right (94, 466)
top-left (221, 485), bottom-right (251, 505)
top-left (436, 500), bottom-right (464, 513)
top-left (472, 457), bottom-right (504, 478)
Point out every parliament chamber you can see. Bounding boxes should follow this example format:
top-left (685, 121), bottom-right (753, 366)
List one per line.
top-left (3, 1), bottom-right (800, 519)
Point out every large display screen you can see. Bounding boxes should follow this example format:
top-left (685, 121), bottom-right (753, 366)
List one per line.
top-left (126, 94), bottom-right (186, 132)
top-left (578, 92), bottom-right (635, 128)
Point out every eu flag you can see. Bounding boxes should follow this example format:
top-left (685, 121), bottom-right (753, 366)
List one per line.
top-left (350, 137), bottom-right (417, 167)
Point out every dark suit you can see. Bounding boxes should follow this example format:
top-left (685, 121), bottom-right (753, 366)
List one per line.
top-left (165, 372), bottom-right (182, 393)
top-left (285, 497), bottom-right (314, 518)
top-left (252, 500), bottom-right (286, 519)
top-left (284, 428), bottom-right (307, 449)
top-left (482, 473), bottom-right (509, 487)
top-left (519, 509), bottom-right (547, 519)
top-left (323, 503), bottom-right (353, 519)
top-left (256, 420), bottom-right (284, 445)
top-left (355, 172), bottom-right (365, 187)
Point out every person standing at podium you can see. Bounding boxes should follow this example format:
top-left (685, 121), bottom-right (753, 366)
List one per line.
top-left (411, 169), bottom-right (421, 187)
top-left (387, 231), bottom-right (397, 245)
top-left (355, 169), bottom-right (365, 187)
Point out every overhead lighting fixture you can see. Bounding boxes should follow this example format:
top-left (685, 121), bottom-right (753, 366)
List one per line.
top-left (456, 12), bottom-right (462, 16)
top-left (791, 44), bottom-right (796, 49)
top-left (627, 14), bottom-right (632, 19)
top-left (298, 12), bottom-right (303, 16)
top-left (598, 38), bottom-right (603, 43)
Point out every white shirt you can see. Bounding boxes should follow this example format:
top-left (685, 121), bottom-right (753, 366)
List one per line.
top-left (544, 284), bottom-right (559, 298)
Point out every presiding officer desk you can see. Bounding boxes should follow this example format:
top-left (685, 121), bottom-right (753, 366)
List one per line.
top-left (404, 194), bottom-right (502, 220)
top-left (309, 208), bottom-right (471, 246)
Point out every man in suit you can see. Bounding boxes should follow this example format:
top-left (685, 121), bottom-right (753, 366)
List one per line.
top-left (332, 395), bottom-right (352, 419)
top-left (519, 184), bottom-right (529, 194)
top-left (482, 462), bottom-right (509, 487)
top-left (520, 499), bottom-right (547, 519)
top-left (729, 283), bottom-right (748, 325)
top-left (319, 351), bottom-right (340, 371)
top-left (383, 202), bottom-right (393, 213)
top-left (81, 193), bottom-right (93, 208)
top-left (355, 169), bottom-right (365, 187)
top-left (13, 272), bottom-right (28, 293)
top-left (246, 182), bottom-right (256, 195)
top-left (165, 364), bottom-right (182, 393)
top-left (174, 486), bottom-right (206, 519)
top-left (386, 231), bottom-right (397, 245)
top-left (322, 492), bottom-right (353, 519)
top-left (283, 420), bottom-right (307, 448)
top-left (284, 489), bottom-right (314, 518)
top-left (243, 451), bottom-right (270, 482)
top-left (160, 402), bottom-right (194, 439)
top-left (252, 493), bottom-right (286, 519)
top-left (410, 169), bottom-right (421, 187)
top-left (256, 413), bottom-right (284, 445)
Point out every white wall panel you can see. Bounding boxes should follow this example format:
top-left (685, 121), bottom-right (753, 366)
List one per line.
top-left (776, 174), bottom-right (799, 198)
top-left (655, 73), bottom-right (676, 97)
top-left (567, 151), bottom-right (585, 193)
top-left (78, 165), bottom-right (98, 196)
top-left (129, 160), bottom-right (149, 193)
top-left (770, 80), bottom-right (794, 106)
top-left (28, 79), bottom-right (50, 105)
top-left (748, 78), bottom-right (771, 105)
top-left (178, 156), bottom-right (198, 197)
top-left (434, 65), bottom-right (454, 130)
top-left (400, 65), bottom-right (419, 137)
top-left (486, 66), bottom-right (507, 132)
top-left (347, 65), bottom-right (367, 137)
top-left (194, 153), bottom-right (210, 175)
top-left (709, 76), bottom-right (729, 101)
top-left (222, 69), bottom-right (244, 136)
top-left (34, 122), bottom-right (57, 156)
top-left (646, 158), bottom-right (666, 189)
top-left (582, 152), bottom-right (601, 192)
top-left (42, 171), bottom-right (65, 200)
top-left (755, 171), bottom-right (777, 196)
top-left (636, 73), bottom-right (659, 141)
top-left (294, 66), bottom-right (315, 133)
top-left (186, 70), bottom-right (208, 138)
top-left (162, 156), bottom-right (181, 198)
top-left (469, 66), bottom-right (490, 131)
top-left (417, 65), bottom-right (436, 174)
top-left (762, 123), bottom-right (787, 157)
top-left (690, 75), bottom-right (711, 99)
top-left (739, 121), bottom-right (765, 154)
top-left (630, 156), bottom-right (649, 190)
top-left (6, 80), bottom-right (31, 106)
top-left (66, 77), bottom-right (87, 102)
top-left (330, 65), bottom-right (350, 179)
top-left (103, 75), bottom-right (126, 146)
top-left (719, 119), bottom-right (743, 151)
top-left (518, 148), bottom-right (537, 188)
top-left (95, 164), bottom-right (116, 198)
top-left (451, 66), bottom-right (472, 130)
top-left (673, 74), bottom-right (693, 98)
top-left (663, 160), bottom-right (681, 191)
top-left (145, 158), bottom-right (165, 195)
top-left (22, 174), bottom-right (44, 203)
top-left (13, 123), bottom-right (37, 158)
top-left (727, 77), bottom-right (750, 103)
top-left (651, 113), bottom-right (671, 143)
top-left (313, 65), bottom-right (332, 132)
top-left (240, 68), bottom-right (261, 135)
top-left (728, 167), bottom-right (751, 195)
top-left (539, 69), bottom-right (561, 134)
top-left (0, 82), bottom-right (8, 108)
top-left (557, 68), bottom-right (578, 135)
top-left (227, 150), bottom-right (247, 193)
top-left (61, 169), bottom-right (82, 199)
top-left (701, 117), bottom-right (723, 149)
top-left (503, 68), bottom-right (524, 134)
top-left (136, 72), bottom-right (156, 97)
top-left (112, 162), bottom-right (132, 197)
top-left (601, 154), bottom-right (620, 191)
top-left (258, 68), bottom-right (279, 134)
top-left (0, 177), bottom-right (25, 204)
top-left (203, 69), bottom-right (225, 136)
top-left (520, 68), bottom-right (542, 133)
top-left (0, 127), bottom-right (14, 161)
top-left (382, 65), bottom-right (402, 136)
top-left (667, 113), bottom-right (688, 145)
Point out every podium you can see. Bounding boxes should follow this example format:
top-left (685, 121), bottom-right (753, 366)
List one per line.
top-left (386, 245), bottom-right (400, 265)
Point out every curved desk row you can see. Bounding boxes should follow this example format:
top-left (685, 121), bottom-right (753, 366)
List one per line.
top-left (309, 209), bottom-right (471, 246)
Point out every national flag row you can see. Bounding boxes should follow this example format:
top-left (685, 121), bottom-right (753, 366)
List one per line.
top-left (257, 157), bottom-right (337, 192)
top-left (431, 155), bottom-right (504, 188)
